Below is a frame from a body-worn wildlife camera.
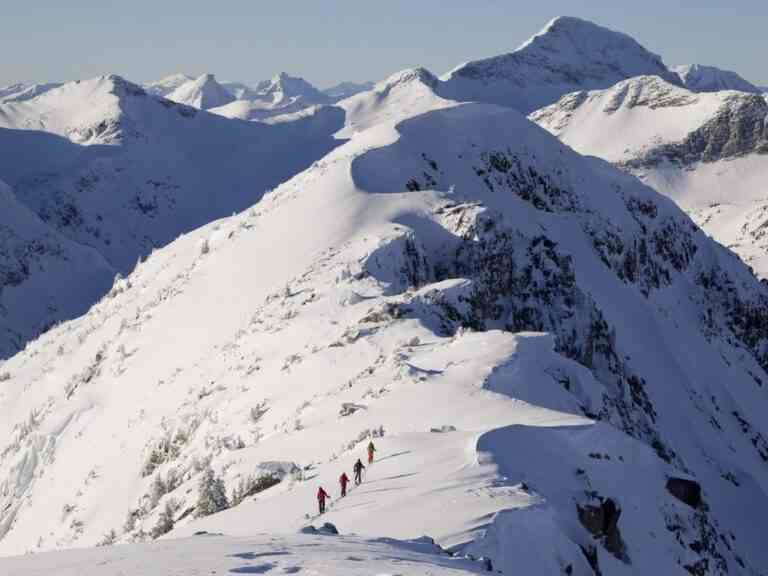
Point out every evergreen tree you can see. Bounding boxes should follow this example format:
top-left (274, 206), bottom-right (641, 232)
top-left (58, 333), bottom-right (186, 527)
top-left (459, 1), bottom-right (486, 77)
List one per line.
top-left (151, 500), bottom-right (176, 538)
top-left (195, 466), bottom-right (229, 517)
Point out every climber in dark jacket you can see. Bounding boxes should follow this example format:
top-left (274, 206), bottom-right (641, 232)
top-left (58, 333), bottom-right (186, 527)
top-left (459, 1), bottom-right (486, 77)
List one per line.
top-left (353, 458), bottom-right (365, 485)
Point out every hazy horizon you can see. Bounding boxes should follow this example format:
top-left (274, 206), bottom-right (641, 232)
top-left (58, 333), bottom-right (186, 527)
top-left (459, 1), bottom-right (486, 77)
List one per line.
top-left (1, 1), bottom-right (766, 89)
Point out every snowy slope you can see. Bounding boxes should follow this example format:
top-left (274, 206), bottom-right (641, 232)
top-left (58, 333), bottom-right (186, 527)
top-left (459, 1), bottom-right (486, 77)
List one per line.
top-left (166, 73), bottom-right (236, 110)
top-left (211, 73), bottom-right (330, 122)
top-left (439, 16), bottom-right (680, 114)
top-left (674, 64), bottom-right (763, 94)
top-left (1, 73), bottom-right (768, 576)
top-left (533, 76), bottom-right (768, 277)
top-left (0, 75), bottom-right (345, 355)
top-left (2, 532), bottom-right (490, 576)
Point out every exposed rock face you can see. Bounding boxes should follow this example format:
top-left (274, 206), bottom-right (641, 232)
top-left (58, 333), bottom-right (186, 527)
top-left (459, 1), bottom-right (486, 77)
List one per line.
top-left (666, 477), bottom-right (703, 508)
top-left (577, 497), bottom-right (627, 561)
top-left (624, 93), bottom-right (768, 168)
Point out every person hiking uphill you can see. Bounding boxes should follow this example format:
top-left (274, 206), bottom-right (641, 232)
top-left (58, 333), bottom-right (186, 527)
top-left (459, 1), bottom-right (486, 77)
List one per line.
top-left (353, 458), bottom-right (365, 485)
top-left (367, 440), bottom-right (376, 464)
top-left (317, 486), bottom-right (330, 514)
top-left (339, 472), bottom-right (350, 497)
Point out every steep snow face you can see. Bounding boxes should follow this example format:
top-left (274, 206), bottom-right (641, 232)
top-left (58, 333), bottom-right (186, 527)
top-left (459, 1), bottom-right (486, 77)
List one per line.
top-left (674, 64), bottom-right (763, 94)
top-left (143, 74), bottom-right (193, 97)
top-left (210, 73), bottom-right (330, 122)
top-left (1, 94), bottom-right (768, 575)
top-left (167, 73), bottom-right (236, 110)
top-left (323, 80), bottom-right (376, 102)
top-left (0, 82), bottom-right (62, 104)
top-left (533, 77), bottom-right (768, 277)
top-left (0, 75), bottom-right (345, 355)
top-left (440, 16), bottom-right (680, 114)
top-left (0, 179), bottom-right (114, 358)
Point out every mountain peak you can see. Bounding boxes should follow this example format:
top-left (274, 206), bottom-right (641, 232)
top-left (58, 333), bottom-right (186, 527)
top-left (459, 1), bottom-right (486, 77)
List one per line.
top-left (380, 67), bottom-right (440, 91)
top-left (441, 16), bottom-right (679, 113)
top-left (673, 63), bottom-right (762, 94)
top-left (144, 73), bottom-right (194, 97)
top-left (167, 73), bottom-right (235, 110)
top-left (255, 73), bottom-right (328, 102)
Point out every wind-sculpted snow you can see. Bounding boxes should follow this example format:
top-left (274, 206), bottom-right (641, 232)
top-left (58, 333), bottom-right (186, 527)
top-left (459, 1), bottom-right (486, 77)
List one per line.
top-left (2, 532), bottom-right (489, 576)
top-left (1, 73), bottom-right (768, 574)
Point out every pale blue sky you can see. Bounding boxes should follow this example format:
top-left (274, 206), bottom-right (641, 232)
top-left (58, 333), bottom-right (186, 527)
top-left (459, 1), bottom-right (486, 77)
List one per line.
top-left (2, 1), bottom-right (766, 88)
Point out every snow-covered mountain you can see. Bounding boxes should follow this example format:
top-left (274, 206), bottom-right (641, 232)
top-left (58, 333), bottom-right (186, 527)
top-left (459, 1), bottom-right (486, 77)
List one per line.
top-left (2, 69), bottom-right (768, 576)
top-left (532, 75), bottom-right (768, 276)
top-left (323, 80), bottom-right (375, 102)
top-left (219, 80), bottom-right (260, 100)
top-left (143, 73), bottom-right (193, 97)
top-left (673, 64), bottom-right (763, 94)
top-left (211, 73), bottom-right (330, 122)
top-left (0, 74), bottom-right (345, 356)
top-left (166, 73), bottom-right (236, 110)
top-left (0, 82), bottom-right (63, 104)
top-left (439, 16), bottom-right (681, 114)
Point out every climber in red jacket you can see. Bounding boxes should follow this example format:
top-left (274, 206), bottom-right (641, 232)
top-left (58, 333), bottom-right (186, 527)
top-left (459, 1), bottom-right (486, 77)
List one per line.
top-left (339, 472), bottom-right (350, 497)
top-left (317, 486), bottom-right (330, 514)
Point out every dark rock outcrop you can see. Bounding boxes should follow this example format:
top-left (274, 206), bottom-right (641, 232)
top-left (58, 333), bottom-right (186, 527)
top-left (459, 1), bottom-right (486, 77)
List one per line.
top-left (666, 477), bottom-right (703, 508)
top-left (577, 497), bottom-right (628, 561)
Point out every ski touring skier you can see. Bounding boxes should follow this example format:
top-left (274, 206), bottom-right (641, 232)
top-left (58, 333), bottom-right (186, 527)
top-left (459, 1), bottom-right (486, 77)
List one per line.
top-left (353, 458), bottom-right (365, 485)
top-left (339, 472), bottom-right (350, 497)
top-left (367, 440), bottom-right (376, 464)
top-left (317, 486), bottom-right (330, 514)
